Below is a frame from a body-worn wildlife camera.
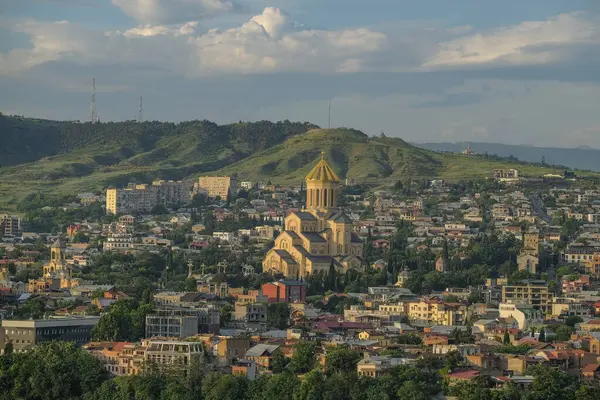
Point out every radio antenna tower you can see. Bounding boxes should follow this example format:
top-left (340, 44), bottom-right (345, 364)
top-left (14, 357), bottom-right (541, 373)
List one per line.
top-left (88, 77), bottom-right (99, 123)
top-left (138, 96), bottom-right (143, 122)
top-left (328, 98), bottom-right (331, 129)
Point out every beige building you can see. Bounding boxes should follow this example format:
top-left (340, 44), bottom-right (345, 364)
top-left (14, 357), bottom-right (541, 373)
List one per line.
top-left (501, 280), bottom-right (553, 313)
top-left (106, 180), bottom-right (188, 215)
top-left (263, 153), bottom-right (362, 278)
top-left (198, 176), bottom-right (237, 199)
top-left (0, 214), bottom-right (25, 237)
top-left (517, 254), bottom-right (539, 274)
top-left (407, 299), bottom-right (467, 326)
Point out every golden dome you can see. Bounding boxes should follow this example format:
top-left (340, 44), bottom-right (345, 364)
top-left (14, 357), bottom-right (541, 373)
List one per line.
top-left (305, 152), bottom-right (341, 182)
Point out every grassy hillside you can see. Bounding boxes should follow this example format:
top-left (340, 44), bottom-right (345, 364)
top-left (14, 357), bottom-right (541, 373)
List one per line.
top-left (0, 116), bottom-right (317, 211)
top-left (216, 128), bottom-right (575, 183)
top-left (0, 117), bottom-right (590, 213)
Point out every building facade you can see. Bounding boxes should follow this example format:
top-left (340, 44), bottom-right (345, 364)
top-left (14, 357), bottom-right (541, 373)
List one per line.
top-left (501, 280), bottom-right (553, 313)
top-left (0, 214), bottom-right (25, 237)
top-left (0, 316), bottom-right (100, 352)
top-left (145, 309), bottom-right (199, 338)
top-left (262, 153), bottom-right (363, 278)
top-left (198, 176), bottom-right (237, 199)
top-left (262, 280), bottom-right (307, 303)
top-left (106, 180), bottom-right (188, 215)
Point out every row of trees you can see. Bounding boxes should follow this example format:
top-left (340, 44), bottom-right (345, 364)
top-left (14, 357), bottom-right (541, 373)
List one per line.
top-left (2, 341), bottom-right (598, 400)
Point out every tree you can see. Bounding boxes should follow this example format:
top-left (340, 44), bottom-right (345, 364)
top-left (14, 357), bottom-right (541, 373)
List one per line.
top-left (539, 327), bottom-right (546, 342)
top-left (2, 342), bottom-right (108, 399)
top-left (203, 373), bottom-right (248, 400)
top-left (565, 315), bottom-right (583, 327)
top-left (503, 329), bottom-right (511, 345)
top-left (184, 278), bottom-right (197, 292)
top-left (220, 304), bottom-right (234, 327)
top-left (271, 351), bottom-right (289, 373)
top-left (293, 368), bottom-right (324, 400)
top-left (554, 324), bottom-right (574, 341)
top-left (325, 347), bottom-right (361, 375)
top-left (290, 341), bottom-right (317, 374)
top-left (17, 296), bottom-right (46, 319)
top-left (151, 204), bottom-right (168, 215)
top-left (92, 300), bottom-right (152, 341)
top-left (267, 302), bottom-right (290, 330)
top-left (72, 231), bottom-right (89, 243)
top-left (260, 372), bottom-right (300, 400)
top-left (444, 350), bottom-right (463, 372)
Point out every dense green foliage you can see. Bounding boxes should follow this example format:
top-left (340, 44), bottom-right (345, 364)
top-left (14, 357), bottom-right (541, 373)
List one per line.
top-left (267, 302), bottom-right (291, 330)
top-left (92, 299), bottom-right (154, 341)
top-left (1, 342), bottom-right (598, 400)
top-left (0, 116), bottom-right (318, 168)
top-left (0, 342), bottom-right (108, 400)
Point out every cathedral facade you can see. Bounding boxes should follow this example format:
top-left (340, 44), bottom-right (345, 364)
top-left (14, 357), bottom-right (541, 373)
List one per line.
top-left (263, 153), bottom-right (363, 278)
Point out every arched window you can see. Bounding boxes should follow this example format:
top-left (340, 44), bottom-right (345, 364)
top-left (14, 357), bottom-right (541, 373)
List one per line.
top-left (323, 189), bottom-right (328, 207)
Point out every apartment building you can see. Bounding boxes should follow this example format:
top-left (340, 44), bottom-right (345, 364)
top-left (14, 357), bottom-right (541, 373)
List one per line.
top-left (262, 280), bottom-right (307, 303)
top-left (198, 175), bottom-right (237, 199)
top-left (356, 356), bottom-right (414, 377)
top-left (0, 316), bottom-right (100, 352)
top-left (145, 309), bottom-right (199, 338)
top-left (0, 214), bottom-right (25, 237)
top-left (144, 340), bottom-right (205, 370)
top-left (103, 233), bottom-right (134, 251)
top-left (501, 280), bottom-right (553, 313)
top-left (85, 342), bottom-right (145, 376)
top-left (106, 180), bottom-right (188, 215)
top-left (493, 169), bottom-right (519, 181)
top-left (585, 253), bottom-right (600, 278)
top-left (407, 299), bottom-right (467, 327)
top-left (233, 303), bottom-right (267, 326)
top-left (562, 246), bottom-right (595, 264)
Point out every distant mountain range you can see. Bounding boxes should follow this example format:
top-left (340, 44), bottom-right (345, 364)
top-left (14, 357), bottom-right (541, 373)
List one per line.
top-left (416, 142), bottom-right (600, 172)
top-left (0, 115), bottom-right (593, 212)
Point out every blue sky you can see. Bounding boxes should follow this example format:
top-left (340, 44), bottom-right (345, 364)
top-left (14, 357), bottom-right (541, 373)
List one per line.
top-left (1, 0), bottom-right (600, 147)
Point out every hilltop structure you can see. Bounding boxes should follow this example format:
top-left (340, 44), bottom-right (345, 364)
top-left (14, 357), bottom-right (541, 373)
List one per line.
top-left (263, 153), bottom-right (363, 278)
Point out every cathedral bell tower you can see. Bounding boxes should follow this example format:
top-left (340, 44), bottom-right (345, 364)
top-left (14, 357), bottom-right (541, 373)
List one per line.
top-left (305, 152), bottom-right (341, 212)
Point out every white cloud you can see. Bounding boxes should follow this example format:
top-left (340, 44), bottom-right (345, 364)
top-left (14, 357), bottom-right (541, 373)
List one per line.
top-left (0, 7), bottom-right (387, 77)
top-left (424, 12), bottom-right (599, 68)
top-left (122, 21), bottom-right (200, 37)
top-left (112, 0), bottom-right (235, 24)
top-left (2, 9), bottom-right (600, 80)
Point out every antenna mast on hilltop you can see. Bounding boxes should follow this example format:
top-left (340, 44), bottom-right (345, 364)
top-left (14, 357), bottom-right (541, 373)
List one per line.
top-left (88, 77), bottom-right (99, 123)
top-left (328, 98), bottom-right (331, 129)
top-left (138, 96), bottom-right (143, 122)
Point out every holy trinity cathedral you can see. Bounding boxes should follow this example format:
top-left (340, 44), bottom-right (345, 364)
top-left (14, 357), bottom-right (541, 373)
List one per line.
top-left (263, 153), bottom-right (363, 278)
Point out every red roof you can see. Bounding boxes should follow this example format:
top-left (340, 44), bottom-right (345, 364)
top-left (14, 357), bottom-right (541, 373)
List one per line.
top-left (112, 342), bottom-right (131, 352)
top-left (312, 321), bottom-right (372, 331)
top-left (447, 370), bottom-right (481, 380)
top-left (582, 364), bottom-right (600, 373)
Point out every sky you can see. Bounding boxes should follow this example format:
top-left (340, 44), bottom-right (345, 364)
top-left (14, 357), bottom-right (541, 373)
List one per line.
top-left (1, 0), bottom-right (600, 148)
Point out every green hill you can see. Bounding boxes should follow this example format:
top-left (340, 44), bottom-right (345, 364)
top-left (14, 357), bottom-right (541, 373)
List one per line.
top-left (216, 128), bottom-right (574, 183)
top-left (0, 116), bottom-right (590, 212)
